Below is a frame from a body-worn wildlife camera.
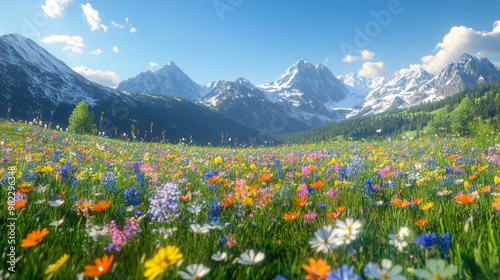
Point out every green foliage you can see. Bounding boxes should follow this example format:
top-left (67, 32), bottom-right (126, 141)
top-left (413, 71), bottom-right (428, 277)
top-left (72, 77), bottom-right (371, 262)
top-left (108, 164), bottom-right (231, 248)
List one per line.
top-left (428, 106), bottom-right (452, 135)
top-left (67, 101), bottom-right (96, 135)
top-left (450, 97), bottom-right (474, 135)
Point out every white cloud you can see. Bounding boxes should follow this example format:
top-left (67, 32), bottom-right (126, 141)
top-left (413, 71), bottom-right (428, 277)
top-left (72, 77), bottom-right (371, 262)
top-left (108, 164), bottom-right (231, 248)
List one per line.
top-left (422, 20), bottom-right (500, 74)
top-left (90, 48), bottom-right (102, 55)
top-left (112, 46), bottom-right (119, 53)
top-left (342, 55), bottom-right (359, 63)
top-left (397, 64), bottom-right (422, 75)
top-left (42, 35), bottom-right (84, 54)
top-left (323, 57), bottom-right (329, 65)
top-left (111, 21), bottom-right (125, 29)
top-left (358, 62), bottom-right (388, 78)
top-left (361, 50), bottom-right (375, 60)
top-left (130, 27), bottom-right (137, 33)
top-left (81, 3), bottom-right (107, 32)
top-left (342, 49), bottom-right (375, 63)
top-left (73, 66), bottom-right (120, 88)
top-left (149, 62), bottom-right (158, 68)
top-left (42, 0), bottom-right (71, 19)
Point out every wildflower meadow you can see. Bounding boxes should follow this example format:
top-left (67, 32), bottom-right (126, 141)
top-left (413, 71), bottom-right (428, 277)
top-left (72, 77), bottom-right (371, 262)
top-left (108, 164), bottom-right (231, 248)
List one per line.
top-left (1, 120), bottom-right (500, 279)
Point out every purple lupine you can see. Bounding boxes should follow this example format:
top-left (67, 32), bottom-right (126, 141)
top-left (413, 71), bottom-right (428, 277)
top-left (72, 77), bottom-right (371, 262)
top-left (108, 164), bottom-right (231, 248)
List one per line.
top-left (148, 182), bottom-right (181, 224)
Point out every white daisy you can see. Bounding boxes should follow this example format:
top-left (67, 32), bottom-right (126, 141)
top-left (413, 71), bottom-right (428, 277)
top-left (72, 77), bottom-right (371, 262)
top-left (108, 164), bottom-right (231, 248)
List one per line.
top-left (236, 249), bottom-right (265, 265)
top-left (178, 263), bottom-right (211, 280)
top-left (364, 259), bottom-right (406, 280)
top-left (309, 225), bottom-right (337, 253)
top-left (211, 251), bottom-right (227, 262)
top-left (414, 259), bottom-right (458, 279)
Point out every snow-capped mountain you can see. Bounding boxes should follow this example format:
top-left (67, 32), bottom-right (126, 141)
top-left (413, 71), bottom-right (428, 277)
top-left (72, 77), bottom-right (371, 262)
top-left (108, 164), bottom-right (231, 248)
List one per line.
top-left (420, 54), bottom-right (500, 100)
top-left (351, 54), bottom-right (500, 117)
top-left (0, 34), bottom-right (262, 145)
top-left (200, 78), bottom-right (311, 133)
top-left (260, 59), bottom-right (348, 103)
top-left (256, 59), bottom-right (355, 126)
top-left (198, 59), bottom-right (362, 131)
top-left (0, 34), bottom-right (119, 108)
top-left (357, 68), bottom-right (434, 116)
top-left (337, 73), bottom-right (387, 89)
top-left (116, 62), bottom-right (207, 101)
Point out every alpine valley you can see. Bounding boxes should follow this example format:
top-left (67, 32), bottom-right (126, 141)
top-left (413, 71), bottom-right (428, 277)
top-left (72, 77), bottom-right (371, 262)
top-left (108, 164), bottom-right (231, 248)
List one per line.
top-left (2, 33), bottom-right (500, 144)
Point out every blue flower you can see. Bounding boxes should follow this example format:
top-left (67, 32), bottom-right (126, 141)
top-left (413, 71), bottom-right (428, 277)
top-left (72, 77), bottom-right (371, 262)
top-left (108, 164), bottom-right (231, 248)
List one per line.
top-left (208, 202), bottom-right (222, 222)
top-left (414, 233), bottom-right (437, 250)
top-left (328, 264), bottom-right (361, 280)
top-left (124, 186), bottom-right (142, 206)
top-left (438, 232), bottom-right (452, 258)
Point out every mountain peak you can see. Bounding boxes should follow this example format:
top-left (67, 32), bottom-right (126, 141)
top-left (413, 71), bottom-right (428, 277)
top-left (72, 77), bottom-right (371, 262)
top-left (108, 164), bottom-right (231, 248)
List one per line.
top-left (117, 61), bottom-right (205, 100)
top-left (458, 53), bottom-right (475, 62)
top-left (295, 58), bottom-right (312, 66)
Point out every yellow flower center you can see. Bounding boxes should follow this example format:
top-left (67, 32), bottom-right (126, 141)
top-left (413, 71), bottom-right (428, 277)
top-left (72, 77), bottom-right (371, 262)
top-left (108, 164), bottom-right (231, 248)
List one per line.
top-left (194, 274), bottom-right (199, 279)
top-left (433, 274), bottom-right (442, 280)
top-left (347, 225), bottom-right (352, 231)
top-left (345, 234), bottom-right (350, 240)
top-left (381, 273), bottom-right (388, 280)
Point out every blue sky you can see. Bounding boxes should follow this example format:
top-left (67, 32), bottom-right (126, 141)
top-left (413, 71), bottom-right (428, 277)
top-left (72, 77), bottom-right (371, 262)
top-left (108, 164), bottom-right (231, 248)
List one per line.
top-left (1, 0), bottom-right (500, 87)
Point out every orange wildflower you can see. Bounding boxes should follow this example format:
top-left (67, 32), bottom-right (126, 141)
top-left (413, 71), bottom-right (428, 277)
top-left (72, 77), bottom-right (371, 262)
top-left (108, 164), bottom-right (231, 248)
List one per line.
top-left (90, 201), bottom-right (111, 212)
top-left (14, 199), bottom-right (27, 210)
top-left (479, 186), bottom-right (491, 193)
top-left (468, 175), bottom-right (477, 181)
top-left (326, 206), bottom-right (345, 220)
top-left (411, 198), bottom-right (422, 206)
top-left (221, 195), bottom-right (235, 207)
top-left (415, 219), bottom-right (428, 228)
top-left (180, 193), bottom-right (191, 202)
top-left (18, 183), bottom-right (35, 194)
top-left (302, 258), bottom-right (331, 280)
top-left (309, 180), bottom-right (325, 190)
top-left (492, 197), bottom-right (500, 211)
top-left (83, 254), bottom-right (114, 277)
top-left (293, 197), bottom-right (307, 208)
top-left (391, 198), bottom-right (410, 208)
top-left (327, 212), bottom-right (341, 220)
top-left (283, 211), bottom-right (300, 221)
top-left (258, 173), bottom-right (272, 183)
top-left (206, 176), bottom-right (219, 184)
top-left (21, 228), bottom-right (49, 248)
top-left (307, 166), bottom-right (317, 173)
top-left (455, 193), bottom-right (478, 205)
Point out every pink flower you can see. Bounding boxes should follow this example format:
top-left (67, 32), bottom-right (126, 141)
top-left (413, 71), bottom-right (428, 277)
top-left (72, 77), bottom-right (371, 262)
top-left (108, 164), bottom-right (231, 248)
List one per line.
top-left (301, 165), bottom-right (310, 178)
top-left (380, 166), bottom-right (390, 179)
top-left (328, 188), bottom-right (336, 200)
